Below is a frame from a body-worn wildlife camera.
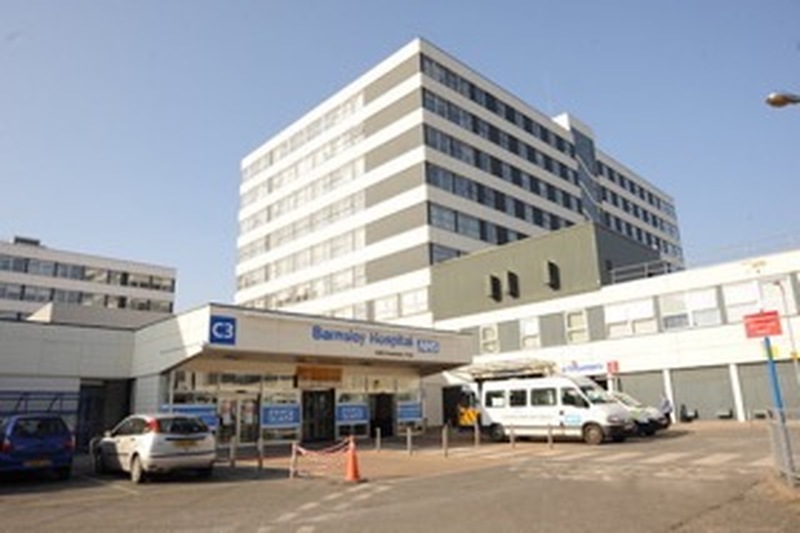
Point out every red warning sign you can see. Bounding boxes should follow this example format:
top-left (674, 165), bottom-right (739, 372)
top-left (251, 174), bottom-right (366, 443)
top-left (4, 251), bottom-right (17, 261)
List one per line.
top-left (744, 311), bottom-right (782, 338)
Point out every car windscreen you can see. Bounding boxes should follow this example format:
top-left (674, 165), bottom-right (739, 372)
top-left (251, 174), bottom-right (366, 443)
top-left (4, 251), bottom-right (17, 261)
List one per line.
top-left (580, 386), bottom-right (613, 404)
top-left (158, 416), bottom-right (209, 434)
top-left (13, 417), bottom-right (68, 437)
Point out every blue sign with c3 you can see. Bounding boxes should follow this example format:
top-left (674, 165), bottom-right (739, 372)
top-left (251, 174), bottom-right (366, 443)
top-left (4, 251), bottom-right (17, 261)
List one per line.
top-left (210, 315), bottom-right (237, 345)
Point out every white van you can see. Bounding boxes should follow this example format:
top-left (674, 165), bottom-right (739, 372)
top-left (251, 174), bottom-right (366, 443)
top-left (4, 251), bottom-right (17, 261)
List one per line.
top-left (477, 375), bottom-right (634, 444)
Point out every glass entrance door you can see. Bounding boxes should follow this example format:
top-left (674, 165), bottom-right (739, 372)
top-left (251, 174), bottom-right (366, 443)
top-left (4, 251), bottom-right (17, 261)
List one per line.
top-left (217, 396), bottom-right (260, 451)
top-left (301, 389), bottom-right (335, 442)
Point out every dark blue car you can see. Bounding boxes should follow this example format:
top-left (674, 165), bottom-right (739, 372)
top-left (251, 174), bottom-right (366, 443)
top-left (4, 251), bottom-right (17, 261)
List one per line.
top-left (0, 414), bottom-right (75, 480)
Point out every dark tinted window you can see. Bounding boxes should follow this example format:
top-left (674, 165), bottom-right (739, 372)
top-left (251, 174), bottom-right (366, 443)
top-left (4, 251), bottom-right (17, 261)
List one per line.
top-left (159, 416), bottom-right (208, 434)
top-left (12, 417), bottom-right (68, 438)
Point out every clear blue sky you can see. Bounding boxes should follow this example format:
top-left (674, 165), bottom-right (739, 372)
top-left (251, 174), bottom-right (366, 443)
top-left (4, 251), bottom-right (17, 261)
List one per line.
top-left (1, 1), bottom-right (799, 312)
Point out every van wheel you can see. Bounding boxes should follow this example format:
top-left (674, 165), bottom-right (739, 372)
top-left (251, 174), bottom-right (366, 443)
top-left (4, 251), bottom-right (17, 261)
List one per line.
top-left (489, 424), bottom-right (505, 442)
top-left (583, 423), bottom-right (604, 445)
top-left (130, 456), bottom-right (146, 484)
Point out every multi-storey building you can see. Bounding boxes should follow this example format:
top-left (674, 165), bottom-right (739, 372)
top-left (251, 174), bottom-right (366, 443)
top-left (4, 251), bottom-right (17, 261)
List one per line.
top-left (0, 236), bottom-right (176, 321)
top-left (235, 38), bottom-right (682, 326)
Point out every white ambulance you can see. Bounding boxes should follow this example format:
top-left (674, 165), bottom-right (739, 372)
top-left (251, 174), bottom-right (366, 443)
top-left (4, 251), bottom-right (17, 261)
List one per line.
top-left (477, 374), bottom-right (634, 444)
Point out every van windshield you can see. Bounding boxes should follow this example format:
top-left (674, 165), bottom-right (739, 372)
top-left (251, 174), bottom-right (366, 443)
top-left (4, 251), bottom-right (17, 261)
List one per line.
top-left (580, 386), bottom-right (613, 404)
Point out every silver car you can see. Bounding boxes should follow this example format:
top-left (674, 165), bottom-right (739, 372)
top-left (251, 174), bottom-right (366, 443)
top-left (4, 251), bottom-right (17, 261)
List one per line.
top-left (91, 413), bottom-right (216, 483)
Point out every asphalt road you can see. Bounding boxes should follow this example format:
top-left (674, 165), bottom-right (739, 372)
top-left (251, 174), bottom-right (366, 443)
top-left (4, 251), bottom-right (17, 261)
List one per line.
top-left (1, 422), bottom-right (799, 532)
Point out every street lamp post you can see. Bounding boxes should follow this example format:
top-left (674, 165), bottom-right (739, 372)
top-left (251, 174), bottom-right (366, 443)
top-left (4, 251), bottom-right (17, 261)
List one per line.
top-left (774, 280), bottom-right (800, 400)
top-left (766, 91), bottom-right (800, 108)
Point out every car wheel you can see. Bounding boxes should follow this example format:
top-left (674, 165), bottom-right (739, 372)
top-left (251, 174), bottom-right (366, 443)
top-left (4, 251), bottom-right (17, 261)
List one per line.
top-left (582, 423), bottom-right (604, 445)
top-left (94, 452), bottom-right (106, 475)
top-left (130, 456), bottom-right (146, 484)
top-left (55, 466), bottom-right (72, 481)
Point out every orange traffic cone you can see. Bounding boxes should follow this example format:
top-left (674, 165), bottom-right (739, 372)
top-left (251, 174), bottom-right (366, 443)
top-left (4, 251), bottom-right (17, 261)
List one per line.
top-left (345, 435), bottom-right (362, 483)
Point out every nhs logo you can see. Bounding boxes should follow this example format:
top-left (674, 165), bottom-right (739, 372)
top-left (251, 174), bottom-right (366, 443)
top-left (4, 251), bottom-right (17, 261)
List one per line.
top-left (416, 338), bottom-right (440, 354)
top-left (209, 315), bottom-right (237, 345)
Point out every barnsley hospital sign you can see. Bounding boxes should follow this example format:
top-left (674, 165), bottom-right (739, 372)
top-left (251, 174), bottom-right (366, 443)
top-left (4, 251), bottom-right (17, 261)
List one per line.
top-left (310, 324), bottom-right (440, 357)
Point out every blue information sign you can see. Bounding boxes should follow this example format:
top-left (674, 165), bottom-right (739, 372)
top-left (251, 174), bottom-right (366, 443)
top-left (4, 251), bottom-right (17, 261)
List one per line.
top-left (336, 404), bottom-right (369, 424)
top-left (261, 405), bottom-right (301, 428)
top-left (397, 402), bottom-right (423, 422)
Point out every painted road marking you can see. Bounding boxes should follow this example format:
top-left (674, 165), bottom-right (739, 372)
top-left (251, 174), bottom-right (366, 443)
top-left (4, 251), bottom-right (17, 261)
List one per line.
top-left (691, 453), bottom-right (739, 466)
top-left (592, 451), bottom-right (646, 463)
top-left (639, 452), bottom-right (691, 465)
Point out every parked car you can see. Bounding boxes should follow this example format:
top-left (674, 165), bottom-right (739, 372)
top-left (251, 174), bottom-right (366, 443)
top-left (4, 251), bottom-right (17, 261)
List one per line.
top-left (0, 413), bottom-right (75, 480)
top-left (610, 391), bottom-right (669, 436)
top-left (91, 413), bottom-right (216, 483)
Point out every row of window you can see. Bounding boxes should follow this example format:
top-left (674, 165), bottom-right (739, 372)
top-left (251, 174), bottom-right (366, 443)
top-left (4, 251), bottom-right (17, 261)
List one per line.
top-left (242, 94), bottom-right (363, 182)
top-left (239, 125), bottom-right (364, 235)
top-left (239, 191), bottom-right (365, 267)
top-left (0, 255), bottom-right (174, 292)
top-left (423, 89), bottom-right (578, 187)
top-left (237, 228), bottom-right (365, 291)
top-left (429, 203), bottom-right (538, 244)
top-left (596, 160), bottom-right (675, 218)
top-left (601, 187), bottom-right (676, 237)
top-left (602, 211), bottom-right (681, 258)
top-left (424, 126), bottom-right (582, 214)
top-left (243, 264), bottom-right (367, 310)
top-left (484, 387), bottom-right (583, 409)
top-left (427, 163), bottom-right (578, 232)
top-left (421, 55), bottom-right (573, 157)
top-left (480, 277), bottom-right (796, 352)
top-left (240, 156), bottom-right (364, 227)
top-left (0, 282), bottom-right (172, 313)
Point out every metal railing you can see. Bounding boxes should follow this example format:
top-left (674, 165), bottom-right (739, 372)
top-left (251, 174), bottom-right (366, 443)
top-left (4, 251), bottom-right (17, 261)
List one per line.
top-left (765, 409), bottom-right (800, 487)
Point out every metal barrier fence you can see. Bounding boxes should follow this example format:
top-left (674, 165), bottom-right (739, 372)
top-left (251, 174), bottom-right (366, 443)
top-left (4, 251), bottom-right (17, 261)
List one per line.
top-left (766, 409), bottom-right (800, 487)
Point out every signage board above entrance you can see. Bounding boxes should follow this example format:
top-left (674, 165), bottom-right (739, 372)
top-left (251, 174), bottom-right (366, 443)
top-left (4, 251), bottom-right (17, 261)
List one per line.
top-left (310, 324), bottom-right (441, 358)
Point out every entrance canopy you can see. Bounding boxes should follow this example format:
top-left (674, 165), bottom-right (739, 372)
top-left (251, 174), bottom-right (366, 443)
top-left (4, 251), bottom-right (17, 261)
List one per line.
top-left (131, 303), bottom-right (474, 377)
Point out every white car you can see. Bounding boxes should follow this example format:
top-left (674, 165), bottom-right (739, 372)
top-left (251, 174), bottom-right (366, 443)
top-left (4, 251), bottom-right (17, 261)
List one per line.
top-left (610, 391), bottom-right (669, 436)
top-left (91, 413), bottom-right (216, 483)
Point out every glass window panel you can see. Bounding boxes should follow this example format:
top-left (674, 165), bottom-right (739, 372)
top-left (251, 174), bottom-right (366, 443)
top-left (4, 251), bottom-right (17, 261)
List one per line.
top-left (663, 314), bottom-right (690, 330)
top-left (374, 295), bottom-right (399, 321)
top-left (687, 288), bottom-right (717, 309)
top-left (723, 282), bottom-right (758, 306)
top-left (632, 318), bottom-right (658, 334)
top-left (659, 293), bottom-right (687, 315)
top-left (566, 311), bottom-right (586, 329)
top-left (509, 390), bottom-right (527, 407)
top-left (530, 388), bottom-right (556, 406)
top-left (692, 308), bottom-right (722, 327)
top-left (485, 391), bottom-right (505, 408)
top-left (726, 302), bottom-right (757, 323)
top-left (607, 322), bottom-right (632, 338)
top-left (400, 288), bottom-right (428, 316)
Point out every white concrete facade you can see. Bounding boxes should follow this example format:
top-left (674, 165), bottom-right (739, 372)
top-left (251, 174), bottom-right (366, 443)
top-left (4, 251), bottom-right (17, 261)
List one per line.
top-left (435, 249), bottom-right (800, 422)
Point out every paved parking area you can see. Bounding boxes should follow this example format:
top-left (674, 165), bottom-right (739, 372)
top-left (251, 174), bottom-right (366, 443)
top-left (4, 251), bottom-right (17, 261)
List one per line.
top-left (0, 421), bottom-right (797, 532)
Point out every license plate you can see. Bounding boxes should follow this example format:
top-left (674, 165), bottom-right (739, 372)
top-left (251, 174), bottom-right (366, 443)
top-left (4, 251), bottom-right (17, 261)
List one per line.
top-left (173, 440), bottom-right (196, 448)
top-left (24, 459), bottom-right (52, 468)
